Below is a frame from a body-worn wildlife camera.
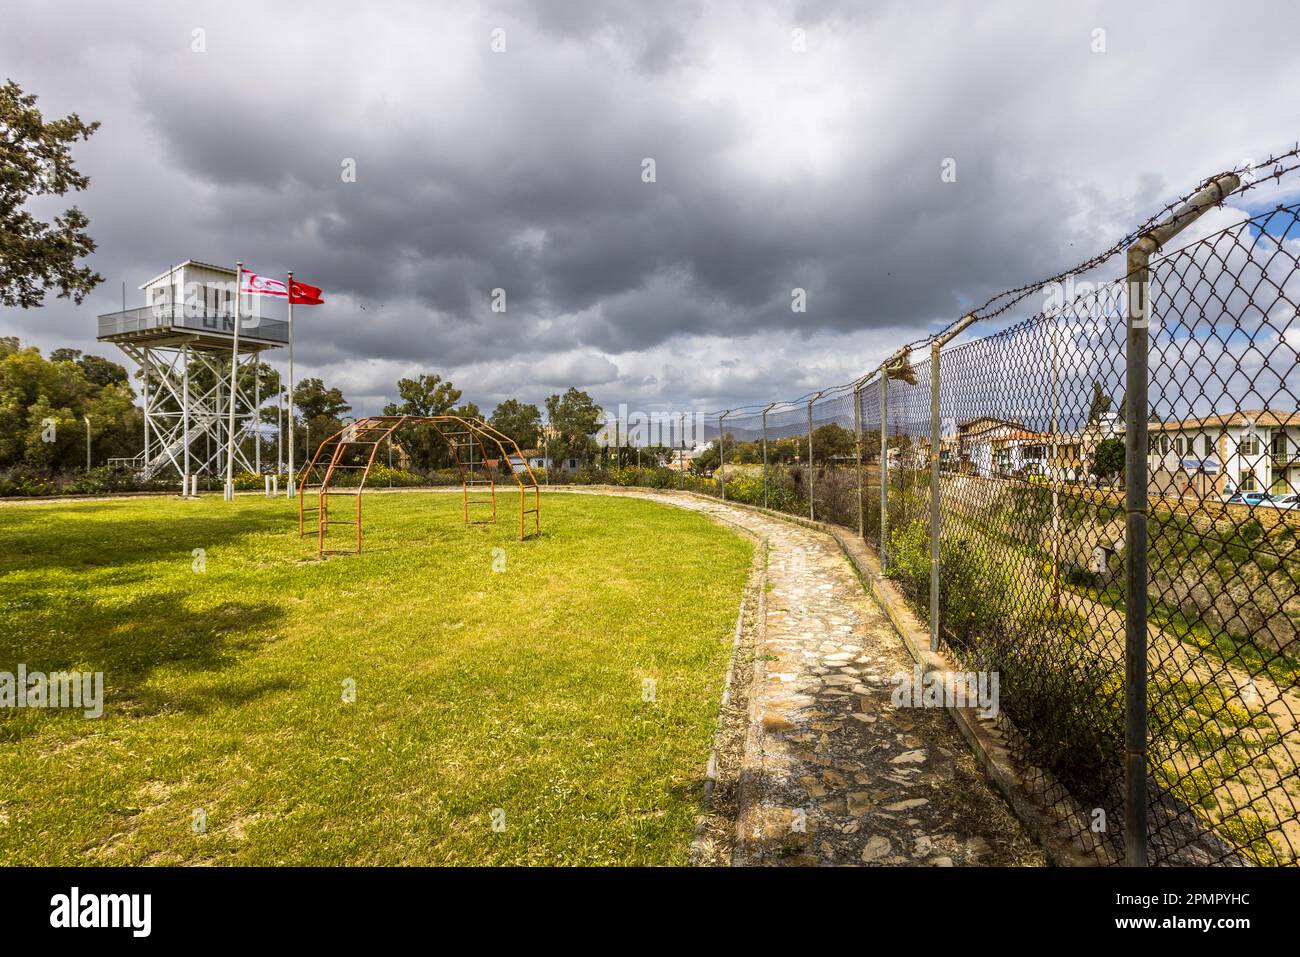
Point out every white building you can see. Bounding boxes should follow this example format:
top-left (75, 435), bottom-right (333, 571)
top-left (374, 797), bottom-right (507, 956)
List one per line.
top-left (957, 418), bottom-right (1011, 477)
top-left (1148, 410), bottom-right (1300, 496)
top-left (957, 418), bottom-right (1054, 478)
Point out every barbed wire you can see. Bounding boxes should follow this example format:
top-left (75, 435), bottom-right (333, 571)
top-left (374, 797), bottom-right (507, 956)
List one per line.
top-left (701, 142), bottom-right (1300, 420)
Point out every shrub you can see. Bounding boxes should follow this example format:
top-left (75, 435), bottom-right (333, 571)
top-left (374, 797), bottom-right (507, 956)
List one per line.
top-left (1213, 813), bottom-right (1283, 866)
top-left (920, 534), bottom-right (1127, 806)
top-left (1064, 563), bottom-right (1101, 589)
top-left (66, 466), bottom-right (174, 495)
top-left (309, 463), bottom-right (431, 488)
top-left (886, 518), bottom-right (930, 607)
top-left (0, 465), bottom-right (179, 497)
top-left (365, 464), bottom-right (428, 487)
top-left (722, 473), bottom-right (764, 504)
top-left (993, 638), bottom-right (1126, 807)
top-left (233, 470), bottom-right (273, 491)
top-left (608, 466), bottom-right (640, 487)
top-left (0, 465), bottom-right (58, 497)
top-left (714, 464), bottom-right (801, 512)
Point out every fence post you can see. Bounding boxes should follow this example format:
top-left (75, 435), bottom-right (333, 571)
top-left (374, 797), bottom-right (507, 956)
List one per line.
top-left (761, 404), bottom-right (773, 509)
top-left (719, 411), bottom-right (728, 501)
top-left (1122, 172), bottom-right (1239, 868)
top-left (806, 395), bottom-right (817, 521)
top-left (1051, 310), bottom-right (1062, 609)
top-left (926, 315), bottom-right (977, 649)
top-left (879, 371), bottom-right (889, 570)
top-left (854, 381), bottom-right (864, 539)
top-left (1124, 239), bottom-right (1150, 868)
top-left (928, 341), bottom-right (942, 652)
top-left (680, 412), bottom-right (687, 491)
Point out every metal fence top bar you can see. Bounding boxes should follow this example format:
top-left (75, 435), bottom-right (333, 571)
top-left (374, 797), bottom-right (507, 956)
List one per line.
top-left (1137, 172), bottom-right (1241, 259)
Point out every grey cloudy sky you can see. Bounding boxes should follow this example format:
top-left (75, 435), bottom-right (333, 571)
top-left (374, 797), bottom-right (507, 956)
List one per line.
top-left (2, 0), bottom-right (1298, 418)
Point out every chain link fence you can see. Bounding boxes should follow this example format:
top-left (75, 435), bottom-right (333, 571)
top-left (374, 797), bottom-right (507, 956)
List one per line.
top-left (696, 150), bottom-right (1300, 866)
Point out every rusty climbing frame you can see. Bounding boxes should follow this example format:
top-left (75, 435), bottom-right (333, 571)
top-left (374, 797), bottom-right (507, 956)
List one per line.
top-left (296, 414), bottom-right (541, 557)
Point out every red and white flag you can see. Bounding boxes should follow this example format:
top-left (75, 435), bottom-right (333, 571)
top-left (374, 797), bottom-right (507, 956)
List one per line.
top-left (240, 271), bottom-right (325, 305)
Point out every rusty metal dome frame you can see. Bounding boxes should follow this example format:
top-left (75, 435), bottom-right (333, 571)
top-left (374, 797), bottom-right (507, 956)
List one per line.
top-left (296, 414), bottom-right (540, 557)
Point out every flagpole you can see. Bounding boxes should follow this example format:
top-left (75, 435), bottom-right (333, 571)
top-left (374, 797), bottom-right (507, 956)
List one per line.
top-left (286, 270), bottom-right (296, 498)
top-left (224, 261), bottom-right (243, 501)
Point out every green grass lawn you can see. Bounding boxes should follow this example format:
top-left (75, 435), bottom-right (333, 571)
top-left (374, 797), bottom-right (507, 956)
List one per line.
top-left (0, 490), bottom-right (752, 865)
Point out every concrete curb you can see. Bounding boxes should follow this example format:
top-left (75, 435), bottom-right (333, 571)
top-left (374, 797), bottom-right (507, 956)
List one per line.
top-left (690, 531), bottom-right (767, 866)
top-left (732, 543), bottom-right (769, 867)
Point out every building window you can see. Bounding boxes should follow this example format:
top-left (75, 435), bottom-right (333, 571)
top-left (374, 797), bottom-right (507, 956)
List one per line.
top-left (1175, 436), bottom-right (1185, 455)
top-left (1203, 434), bottom-right (1213, 457)
top-left (1240, 433), bottom-right (1260, 456)
top-left (1240, 469), bottom-right (1257, 492)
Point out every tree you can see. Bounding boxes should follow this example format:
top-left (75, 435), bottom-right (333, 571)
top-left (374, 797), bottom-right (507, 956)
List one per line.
top-left (490, 398), bottom-right (542, 450)
top-left (51, 347), bottom-right (128, 389)
top-left (860, 429), bottom-right (881, 462)
top-left (0, 341), bottom-right (141, 472)
top-left (81, 379), bottom-right (141, 463)
top-left (1092, 437), bottom-right (1125, 485)
top-left (637, 444), bottom-right (672, 467)
top-left (291, 377), bottom-right (351, 465)
top-left (811, 423), bottom-right (856, 464)
top-left (545, 388), bottom-right (603, 469)
top-left (690, 441), bottom-right (721, 475)
top-left (0, 79), bottom-right (103, 307)
top-left (77, 354), bottom-right (129, 389)
top-left (383, 373), bottom-right (460, 417)
top-left (769, 436), bottom-right (802, 464)
top-left (294, 377), bottom-right (351, 421)
top-left (381, 373), bottom-right (462, 471)
top-left (1086, 382), bottom-right (1112, 426)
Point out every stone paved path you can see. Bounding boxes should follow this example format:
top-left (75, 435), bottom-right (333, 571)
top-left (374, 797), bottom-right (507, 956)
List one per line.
top-left (566, 488), bottom-right (1046, 867)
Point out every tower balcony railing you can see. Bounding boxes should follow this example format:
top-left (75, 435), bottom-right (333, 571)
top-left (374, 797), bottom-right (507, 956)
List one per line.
top-left (96, 304), bottom-right (289, 345)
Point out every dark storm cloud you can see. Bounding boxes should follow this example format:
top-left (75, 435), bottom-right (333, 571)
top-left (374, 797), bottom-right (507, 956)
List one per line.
top-left (1, 0), bottom-right (1297, 416)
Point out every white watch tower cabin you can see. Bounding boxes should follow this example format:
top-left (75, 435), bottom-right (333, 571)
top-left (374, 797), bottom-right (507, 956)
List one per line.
top-left (96, 261), bottom-right (286, 488)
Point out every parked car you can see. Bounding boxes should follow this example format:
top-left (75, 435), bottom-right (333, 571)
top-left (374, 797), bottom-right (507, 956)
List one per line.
top-left (1225, 491), bottom-right (1271, 506)
top-left (1265, 493), bottom-right (1300, 509)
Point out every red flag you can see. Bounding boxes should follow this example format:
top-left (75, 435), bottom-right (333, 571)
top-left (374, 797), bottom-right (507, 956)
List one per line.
top-left (289, 279), bottom-right (323, 305)
top-left (241, 271), bottom-right (325, 305)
